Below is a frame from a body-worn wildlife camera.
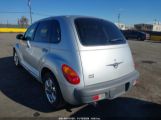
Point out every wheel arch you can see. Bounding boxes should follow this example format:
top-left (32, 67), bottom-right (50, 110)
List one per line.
top-left (13, 47), bottom-right (16, 52)
top-left (41, 67), bottom-right (57, 83)
top-left (41, 67), bottom-right (66, 103)
top-left (13, 44), bottom-right (23, 61)
top-left (13, 47), bottom-right (17, 56)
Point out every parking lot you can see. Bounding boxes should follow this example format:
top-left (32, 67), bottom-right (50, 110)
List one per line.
top-left (0, 33), bottom-right (161, 119)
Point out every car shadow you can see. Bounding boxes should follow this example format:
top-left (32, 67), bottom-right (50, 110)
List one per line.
top-left (0, 56), bottom-right (81, 113)
top-left (0, 56), bottom-right (161, 118)
top-left (70, 98), bottom-right (161, 119)
top-left (0, 56), bottom-right (58, 112)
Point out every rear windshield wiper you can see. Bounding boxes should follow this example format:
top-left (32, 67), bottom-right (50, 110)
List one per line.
top-left (110, 38), bottom-right (124, 42)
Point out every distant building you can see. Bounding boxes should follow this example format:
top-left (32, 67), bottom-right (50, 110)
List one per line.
top-left (134, 24), bottom-right (153, 31)
top-left (115, 23), bottom-right (127, 30)
top-left (126, 25), bottom-right (135, 30)
top-left (153, 22), bottom-right (161, 32)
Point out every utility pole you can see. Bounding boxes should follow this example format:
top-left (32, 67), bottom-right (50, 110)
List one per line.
top-left (7, 20), bottom-right (8, 28)
top-left (154, 19), bottom-right (157, 24)
top-left (118, 13), bottom-right (120, 24)
top-left (17, 18), bottom-right (20, 28)
top-left (28, 0), bottom-right (32, 24)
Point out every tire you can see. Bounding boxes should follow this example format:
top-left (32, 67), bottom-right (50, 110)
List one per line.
top-left (13, 51), bottom-right (21, 67)
top-left (140, 38), bottom-right (145, 41)
top-left (42, 72), bottom-right (65, 109)
top-left (137, 37), bottom-right (144, 41)
top-left (137, 37), bottom-right (141, 41)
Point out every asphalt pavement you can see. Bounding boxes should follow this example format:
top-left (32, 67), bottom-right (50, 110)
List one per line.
top-left (0, 33), bottom-right (161, 119)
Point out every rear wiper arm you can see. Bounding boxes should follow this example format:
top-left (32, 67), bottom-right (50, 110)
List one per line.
top-left (110, 38), bottom-right (123, 42)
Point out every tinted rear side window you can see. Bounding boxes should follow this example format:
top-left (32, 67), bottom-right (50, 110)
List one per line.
top-left (34, 21), bottom-right (50, 43)
top-left (75, 18), bottom-right (126, 46)
top-left (50, 20), bottom-right (61, 43)
top-left (34, 20), bottom-right (61, 43)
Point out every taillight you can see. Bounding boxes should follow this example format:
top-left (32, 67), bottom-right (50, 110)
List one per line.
top-left (62, 64), bottom-right (80, 85)
top-left (92, 95), bottom-right (99, 101)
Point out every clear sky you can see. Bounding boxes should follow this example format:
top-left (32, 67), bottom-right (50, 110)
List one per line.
top-left (0, 0), bottom-right (161, 25)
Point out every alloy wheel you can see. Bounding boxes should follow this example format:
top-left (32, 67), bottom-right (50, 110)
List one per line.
top-left (45, 79), bottom-right (57, 104)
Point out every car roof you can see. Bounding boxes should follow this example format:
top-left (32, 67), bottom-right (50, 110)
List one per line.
top-left (35, 15), bottom-right (112, 24)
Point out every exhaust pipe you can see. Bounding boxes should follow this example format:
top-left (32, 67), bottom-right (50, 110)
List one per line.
top-left (89, 102), bottom-right (98, 107)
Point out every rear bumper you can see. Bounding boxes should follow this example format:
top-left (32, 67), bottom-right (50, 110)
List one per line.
top-left (74, 70), bottom-right (139, 104)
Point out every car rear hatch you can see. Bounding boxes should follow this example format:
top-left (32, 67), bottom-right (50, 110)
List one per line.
top-left (79, 45), bottom-right (135, 86)
top-left (74, 18), bottom-right (135, 86)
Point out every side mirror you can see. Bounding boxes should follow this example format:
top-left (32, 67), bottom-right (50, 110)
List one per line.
top-left (16, 34), bottom-right (25, 40)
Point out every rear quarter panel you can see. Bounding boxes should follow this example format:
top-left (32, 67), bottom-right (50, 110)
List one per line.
top-left (38, 17), bottom-right (85, 104)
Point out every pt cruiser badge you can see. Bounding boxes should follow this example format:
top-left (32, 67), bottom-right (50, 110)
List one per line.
top-left (106, 61), bottom-right (123, 69)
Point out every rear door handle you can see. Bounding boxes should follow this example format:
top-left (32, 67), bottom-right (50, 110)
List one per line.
top-left (42, 48), bottom-right (48, 53)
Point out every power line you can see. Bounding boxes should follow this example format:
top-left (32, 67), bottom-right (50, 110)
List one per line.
top-left (33, 12), bottom-right (51, 16)
top-left (0, 10), bottom-right (52, 24)
top-left (0, 11), bottom-right (51, 16)
top-left (0, 11), bottom-right (28, 14)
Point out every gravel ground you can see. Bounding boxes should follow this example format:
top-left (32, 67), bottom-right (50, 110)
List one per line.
top-left (0, 33), bottom-right (161, 119)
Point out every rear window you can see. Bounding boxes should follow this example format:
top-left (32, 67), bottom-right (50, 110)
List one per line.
top-left (75, 18), bottom-right (126, 46)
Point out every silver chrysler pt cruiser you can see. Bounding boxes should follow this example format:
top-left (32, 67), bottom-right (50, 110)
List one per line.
top-left (13, 16), bottom-right (139, 108)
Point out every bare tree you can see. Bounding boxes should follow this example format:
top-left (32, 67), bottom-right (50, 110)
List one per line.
top-left (19, 16), bottom-right (29, 28)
